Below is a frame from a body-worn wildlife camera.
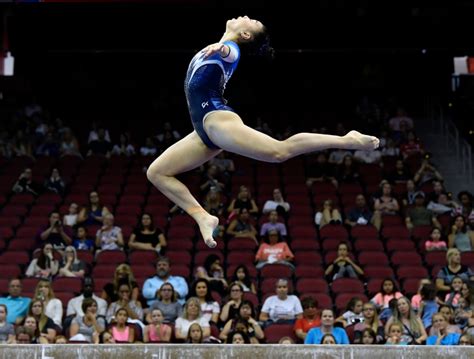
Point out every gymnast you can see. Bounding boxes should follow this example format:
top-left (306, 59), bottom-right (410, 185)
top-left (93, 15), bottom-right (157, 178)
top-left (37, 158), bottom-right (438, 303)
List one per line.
top-left (147, 15), bottom-right (379, 248)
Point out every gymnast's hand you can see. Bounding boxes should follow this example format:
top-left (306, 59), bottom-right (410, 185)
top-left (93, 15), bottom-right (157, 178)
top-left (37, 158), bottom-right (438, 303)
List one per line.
top-left (203, 43), bottom-right (229, 58)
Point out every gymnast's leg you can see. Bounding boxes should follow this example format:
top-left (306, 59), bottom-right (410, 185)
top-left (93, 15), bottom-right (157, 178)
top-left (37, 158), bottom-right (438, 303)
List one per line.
top-left (204, 111), bottom-right (379, 162)
top-left (146, 131), bottom-right (221, 247)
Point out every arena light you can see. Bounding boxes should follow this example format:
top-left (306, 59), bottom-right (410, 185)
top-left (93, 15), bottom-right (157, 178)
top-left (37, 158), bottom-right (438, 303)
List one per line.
top-left (0, 52), bottom-right (14, 76)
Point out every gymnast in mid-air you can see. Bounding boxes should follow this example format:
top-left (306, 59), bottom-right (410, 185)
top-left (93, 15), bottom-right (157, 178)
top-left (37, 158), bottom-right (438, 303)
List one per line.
top-left (146, 15), bottom-right (379, 248)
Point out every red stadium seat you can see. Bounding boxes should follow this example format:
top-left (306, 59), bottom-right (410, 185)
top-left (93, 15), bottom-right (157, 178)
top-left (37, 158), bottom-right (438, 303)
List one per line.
top-left (390, 251), bottom-right (422, 266)
top-left (386, 239), bottom-right (415, 252)
top-left (319, 224), bottom-right (349, 240)
top-left (322, 238), bottom-right (350, 252)
top-left (424, 251), bottom-right (447, 267)
top-left (8, 238), bottom-right (36, 251)
top-left (0, 251), bottom-right (30, 265)
top-left (226, 251), bottom-right (255, 266)
top-left (130, 265), bottom-right (156, 279)
top-left (53, 277), bottom-right (83, 293)
top-left (354, 240), bottom-right (384, 252)
top-left (461, 252), bottom-right (474, 267)
top-left (92, 265), bottom-right (117, 278)
top-left (290, 239), bottom-right (319, 251)
top-left (166, 239), bottom-right (194, 252)
top-left (351, 225), bottom-right (379, 240)
top-left (264, 324), bottom-right (297, 343)
top-left (296, 278), bottom-right (328, 294)
top-left (260, 278), bottom-right (294, 296)
top-left (335, 293), bottom-right (368, 313)
top-left (95, 250), bottom-right (127, 265)
top-left (226, 264), bottom-right (257, 279)
top-left (402, 278), bottom-right (422, 296)
top-left (294, 252), bottom-right (323, 266)
top-left (294, 266), bottom-right (325, 279)
top-left (397, 266), bottom-right (428, 280)
top-left (358, 252), bottom-right (389, 267)
top-left (363, 266), bottom-right (395, 279)
top-left (227, 237), bottom-right (258, 251)
top-left (193, 250), bottom-right (224, 267)
top-left (331, 278), bottom-right (364, 294)
top-left (166, 251), bottom-right (192, 266)
top-left (9, 193), bottom-right (35, 205)
top-left (128, 251), bottom-right (158, 265)
top-left (260, 264), bottom-right (293, 279)
top-left (76, 250), bottom-right (94, 266)
top-left (300, 293), bottom-right (332, 309)
top-left (381, 226), bottom-right (410, 239)
top-left (1, 264), bottom-right (22, 278)
top-left (169, 265), bottom-right (190, 279)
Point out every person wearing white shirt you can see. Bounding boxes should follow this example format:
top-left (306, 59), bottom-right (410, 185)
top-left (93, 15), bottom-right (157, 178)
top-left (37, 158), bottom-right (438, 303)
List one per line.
top-left (259, 279), bottom-right (303, 325)
top-left (66, 277), bottom-right (107, 318)
top-left (262, 188), bottom-right (290, 215)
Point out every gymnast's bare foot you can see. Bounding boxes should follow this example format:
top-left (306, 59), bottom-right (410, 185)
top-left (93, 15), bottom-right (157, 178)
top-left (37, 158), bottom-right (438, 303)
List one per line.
top-left (344, 130), bottom-right (380, 150)
top-left (191, 210), bottom-right (219, 248)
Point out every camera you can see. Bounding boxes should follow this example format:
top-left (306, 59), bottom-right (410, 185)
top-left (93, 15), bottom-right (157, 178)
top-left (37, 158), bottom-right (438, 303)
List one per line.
top-left (55, 220), bottom-right (62, 227)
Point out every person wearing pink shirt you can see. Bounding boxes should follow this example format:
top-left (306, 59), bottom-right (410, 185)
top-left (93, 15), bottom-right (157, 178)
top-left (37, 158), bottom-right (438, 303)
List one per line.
top-left (255, 229), bottom-right (294, 270)
top-left (425, 228), bottom-right (447, 252)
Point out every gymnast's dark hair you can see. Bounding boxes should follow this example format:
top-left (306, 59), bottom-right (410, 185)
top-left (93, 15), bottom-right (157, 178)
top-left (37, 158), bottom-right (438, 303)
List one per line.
top-left (241, 26), bottom-right (275, 61)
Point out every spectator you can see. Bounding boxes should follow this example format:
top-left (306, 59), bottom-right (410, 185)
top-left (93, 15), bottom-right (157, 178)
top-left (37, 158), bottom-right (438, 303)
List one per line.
top-left (38, 211), bottom-right (73, 252)
top-left (411, 278), bottom-right (432, 313)
top-left (58, 246), bottom-right (86, 278)
top-left (101, 264), bottom-right (139, 304)
top-left (226, 208), bottom-right (258, 244)
top-left (87, 128), bottom-right (112, 158)
top-left (105, 282), bottom-right (144, 324)
top-left (25, 243), bottom-right (59, 279)
top-left (174, 297), bottom-right (210, 340)
top-left (328, 149), bottom-right (353, 165)
top-left (95, 213), bottom-right (124, 255)
top-left (428, 192), bottom-right (460, 215)
top-left (405, 191), bottom-right (441, 231)
top-left (66, 277), bottom-right (108, 318)
top-left (220, 300), bottom-right (264, 344)
top-left (0, 305), bottom-right (15, 343)
top-left (436, 249), bottom-right (474, 293)
top-left (448, 215), bottom-right (474, 252)
top-left (203, 188), bottom-right (226, 218)
top-left (44, 168), bottom-right (65, 196)
top-left (72, 226), bottom-right (95, 252)
top-left (97, 331), bottom-right (115, 344)
top-left (458, 333), bottom-right (474, 345)
top-left (140, 137), bottom-right (158, 157)
top-left (69, 298), bottom-right (106, 343)
top-left (426, 180), bottom-right (446, 204)
top-left (384, 322), bottom-right (408, 345)
top-left (321, 333), bottom-right (337, 344)
top-left (294, 297), bottom-right (321, 342)
top-left (143, 308), bottom-right (172, 343)
top-left (336, 155), bottom-right (360, 184)
top-left (227, 186), bottom-right (259, 216)
top-left (335, 297), bottom-right (364, 327)
top-left (381, 138), bottom-right (400, 157)
top-left (384, 297), bottom-right (427, 345)
top-left (187, 279), bottom-right (220, 324)
top-left (22, 316), bottom-right (48, 344)
top-left (259, 279), bottom-right (303, 325)
top-left (260, 210), bottom-right (287, 238)
top-left (413, 158), bottom-right (444, 186)
top-left (11, 130), bottom-right (34, 158)
top-left (219, 282), bottom-right (244, 324)
top-left (54, 335), bottom-right (67, 344)
top-left (186, 323), bottom-right (204, 344)
top-left (77, 191), bottom-right (111, 226)
top-left (12, 326), bottom-right (35, 344)
top-left (345, 194), bottom-right (380, 230)
top-left (358, 328), bottom-right (377, 345)
top-left (88, 122), bottom-right (111, 143)
top-left (27, 300), bottom-right (57, 342)
top-left (353, 302), bottom-right (384, 344)
top-left (425, 228), bottom-right (447, 252)
top-left (156, 121), bottom-right (181, 144)
top-left (454, 297), bottom-right (472, 330)
top-left (374, 182), bottom-right (400, 224)
top-left (255, 229), bottom-right (294, 270)
top-left (230, 265), bottom-right (257, 294)
top-left (401, 179), bottom-right (417, 207)
top-left (227, 330), bottom-right (251, 344)
top-left (453, 191), bottom-right (474, 228)
top-left (108, 308), bottom-right (134, 343)
top-left (388, 107), bottom-right (414, 132)
top-left (419, 284), bottom-right (439, 329)
top-left (0, 279), bottom-right (31, 325)
top-left (314, 199), bottom-right (342, 228)
top-left (128, 213), bottom-right (167, 253)
top-left (279, 336), bottom-right (295, 344)
top-left (199, 164), bottom-right (225, 195)
top-left (111, 133), bottom-right (135, 157)
top-left (325, 242), bottom-right (364, 281)
top-left (426, 313), bottom-right (461, 345)
top-left (305, 152), bottom-right (338, 188)
top-left (147, 282), bottom-right (183, 324)
top-left (262, 188), bottom-right (290, 216)
top-left (142, 257), bottom-right (189, 306)
top-left (305, 309), bottom-right (350, 344)
top-left (370, 278), bottom-right (403, 313)
top-left (388, 159), bottom-right (412, 183)
top-left (63, 203), bottom-right (79, 227)
top-left (400, 131), bottom-right (424, 159)
top-left (444, 276), bottom-right (464, 309)
top-left (60, 128), bottom-right (81, 158)
top-left (429, 305), bottom-right (462, 336)
top-left (33, 279), bottom-right (63, 328)
top-left (208, 151), bottom-right (235, 179)
top-left (353, 147), bottom-right (382, 165)
top-left (12, 168), bottom-right (42, 196)
top-left (194, 254), bottom-right (228, 297)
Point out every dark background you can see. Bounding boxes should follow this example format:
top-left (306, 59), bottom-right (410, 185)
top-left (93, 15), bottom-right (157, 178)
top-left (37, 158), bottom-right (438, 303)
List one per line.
top-left (1, 1), bottom-right (473, 142)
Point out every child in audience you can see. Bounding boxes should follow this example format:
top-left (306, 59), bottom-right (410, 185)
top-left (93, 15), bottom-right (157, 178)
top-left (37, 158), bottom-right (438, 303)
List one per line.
top-left (385, 322), bottom-right (408, 345)
top-left (144, 308), bottom-right (172, 343)
top-left (109, 308), bottom-right (134, 343)
top-left (444, 276), bottom-right (463, 309)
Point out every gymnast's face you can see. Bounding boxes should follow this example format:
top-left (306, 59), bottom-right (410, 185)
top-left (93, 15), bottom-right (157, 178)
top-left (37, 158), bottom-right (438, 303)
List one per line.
top-left (226, 16), bottom-right (264, 40)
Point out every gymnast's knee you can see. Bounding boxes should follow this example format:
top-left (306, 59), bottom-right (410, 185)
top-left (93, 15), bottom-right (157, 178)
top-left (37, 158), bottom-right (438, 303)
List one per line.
top-left (146, 164), bottom-right (165, 183)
